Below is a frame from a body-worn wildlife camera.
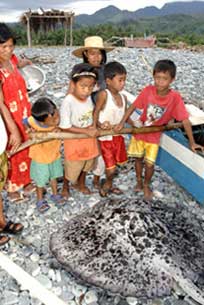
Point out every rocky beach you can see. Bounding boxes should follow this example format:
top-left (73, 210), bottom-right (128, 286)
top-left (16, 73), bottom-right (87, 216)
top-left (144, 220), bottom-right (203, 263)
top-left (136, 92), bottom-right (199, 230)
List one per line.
top-left (1, 46), bottom-right (204, 305)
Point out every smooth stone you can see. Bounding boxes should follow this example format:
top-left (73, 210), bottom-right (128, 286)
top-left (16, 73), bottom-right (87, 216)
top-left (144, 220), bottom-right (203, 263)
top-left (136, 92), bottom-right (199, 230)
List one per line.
top-left (3, 290), bottom-right (19, 305)
top-left (61, 290), bottom-right (75, 301)
top-left (35, 275), bottom-right (52, 290)
top-left (84, 290), bottom-right (98, 304)
top-left (71, 284), bottom-right (87, 297)
top-left (18, 295), bottom-right (31, 305)
top-left (32, 266), bottom-right (41, 277)
top-left (67, 301), bottom-right (77, 305)
top-left (30, 253), bottom-right (40, 262)
top-left (126, 297), bottom-right (138, 305)
top-left (52, 286), bottom-right (62, 296)
top-left (55, 270), bottom-right (62, 282)
top-left (48, 269), bottom-right (56, 281)
top-left (53, 92), bottom-right (65, 98)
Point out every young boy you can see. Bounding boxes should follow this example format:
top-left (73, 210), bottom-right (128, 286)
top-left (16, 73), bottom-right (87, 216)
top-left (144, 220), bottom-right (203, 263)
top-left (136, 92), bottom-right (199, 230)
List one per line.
top-left (60, 63), bottom-right (99, 195)
top-left (27, 97), bottom-right (64, 212)
top-left (94, 61), bottom-right (131, 197)
top-left (115, 59), bottom-right (202, 200)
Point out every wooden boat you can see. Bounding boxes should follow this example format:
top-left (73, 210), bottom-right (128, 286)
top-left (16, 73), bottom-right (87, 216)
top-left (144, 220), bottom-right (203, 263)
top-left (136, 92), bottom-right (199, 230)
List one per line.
top-left (20, 65), bottom-right (45, 95)
top-left (123, 90), bottom-right (204, 205)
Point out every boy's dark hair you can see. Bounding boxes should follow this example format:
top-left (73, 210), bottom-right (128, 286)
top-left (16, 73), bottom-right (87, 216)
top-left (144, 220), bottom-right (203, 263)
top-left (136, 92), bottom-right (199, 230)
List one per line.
top-left (31, 97), bottom-right (56, 122)
top-left (0, 23), bottom-right (16, 44)
top-left (70, 63), bottom-right (98, 83)
top-left (82, 49), bottom-right (107, 65)
top-left (153, 59), bottom-right (176, 79)
top-left (104, 61), bottom-right (127, 80)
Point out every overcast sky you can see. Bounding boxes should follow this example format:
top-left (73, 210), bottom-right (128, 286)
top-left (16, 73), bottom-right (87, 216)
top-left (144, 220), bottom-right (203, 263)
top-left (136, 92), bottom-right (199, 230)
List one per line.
top-left (0, 0), bottom-right (202, 22)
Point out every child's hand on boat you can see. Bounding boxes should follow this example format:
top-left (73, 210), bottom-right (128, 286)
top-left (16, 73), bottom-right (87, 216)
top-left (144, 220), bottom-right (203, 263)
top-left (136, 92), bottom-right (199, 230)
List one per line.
top-left (190, 143), bottom-right (204, 153)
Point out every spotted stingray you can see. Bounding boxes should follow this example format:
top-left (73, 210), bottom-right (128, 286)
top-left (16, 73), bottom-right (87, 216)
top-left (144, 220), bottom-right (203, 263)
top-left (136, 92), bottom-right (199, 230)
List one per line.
top-left (50, 198), bottom-right (204, 303)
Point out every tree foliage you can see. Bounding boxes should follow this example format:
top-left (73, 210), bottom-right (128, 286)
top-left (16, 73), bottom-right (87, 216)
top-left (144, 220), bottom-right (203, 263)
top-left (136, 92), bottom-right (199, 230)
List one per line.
top-left (9, 13), bottom-right (204, 46)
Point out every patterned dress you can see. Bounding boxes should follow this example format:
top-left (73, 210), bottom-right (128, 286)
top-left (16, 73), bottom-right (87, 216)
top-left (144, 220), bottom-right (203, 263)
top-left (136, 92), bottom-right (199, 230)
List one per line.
top-left (0, 54), bottom-right (31, 192)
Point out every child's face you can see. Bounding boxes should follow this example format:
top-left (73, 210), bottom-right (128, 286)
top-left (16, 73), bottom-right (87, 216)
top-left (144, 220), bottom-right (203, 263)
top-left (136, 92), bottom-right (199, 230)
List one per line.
top-left (73, 77), bottom-right (96, 101)
top-left (106, 73), bottom-right (126, 92)
top-left (153, 71), bottom-right (174, 96)
top-left (0, 38), bottom-right (14, 62)
top-left (85, 49), bottom-right (103, 67)
top-left (44, 109), bottom-right (60, 127)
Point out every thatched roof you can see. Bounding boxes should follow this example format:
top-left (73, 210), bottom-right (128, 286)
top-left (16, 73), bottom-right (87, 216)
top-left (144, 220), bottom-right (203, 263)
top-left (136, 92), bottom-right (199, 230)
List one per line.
top-left (20, 9), bottom-right (75, 33)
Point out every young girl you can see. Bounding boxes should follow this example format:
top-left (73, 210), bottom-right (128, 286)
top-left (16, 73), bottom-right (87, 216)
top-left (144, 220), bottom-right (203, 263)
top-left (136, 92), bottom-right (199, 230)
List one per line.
top-left (72, 36), bottom-right (114, 104)
top-left (0, 103), bottom-right (23, 246)
top-left (60, 63), bottom-right (99, 195)
top-left (64, 36), bottom-right (114, 192)
top-left (0, 23), bottom-right (34, 202)
top-left (26, 97), bottom-right (64, 213)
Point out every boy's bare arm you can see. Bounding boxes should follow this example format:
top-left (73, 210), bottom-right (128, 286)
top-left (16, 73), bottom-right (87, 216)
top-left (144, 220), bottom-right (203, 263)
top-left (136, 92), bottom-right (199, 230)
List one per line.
top-left (182, 118), bottom-right (203, 152)
top-left (0, 86), bottom-right (21, 152)
top-left (93, 90), bottom-right (107, 128)
top-left (123, 95), bottom-right (134, 126)
top-left (60, 125), bottom-right (98, 137)
top-left (114, 103), bottom-right (136, 131)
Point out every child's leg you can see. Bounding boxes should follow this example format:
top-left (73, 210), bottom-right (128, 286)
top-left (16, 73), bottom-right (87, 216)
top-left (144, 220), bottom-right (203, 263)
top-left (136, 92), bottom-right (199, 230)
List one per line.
top-left (78, 158), bottom-right (96, 194)
top-left (100, 167), bottom-right (124, 196)
top-left (0, 194), bottom-right (6, 228)
top-left (50, 178), bottom-right (58, 196)
top-left (50, 178), bottom-right (65, 205)
top-left (78, 171), bottom-right (92, 194)
top-left (103, 168), bottom-right (115, 191)
top-left (35, 186), bottom-right (50, 213)
top-left (143, 162), bottom-right (154, 200)
top-left (143, 142), bottom-right (159, 200)
top-left (134, 157), bottom-right (144, 192)
top-left (93, 175), bottom-right (100, 189)
top-left (0, 195), bottom-right (10, 245)
top-left (36, 186), bottom-right (44, 201)
top-left (61, 176), bottom-right (70, 198)
top-left (92, 156), bottom-right (105, 189)
top-left (30, 161), bottom-right (50, 212)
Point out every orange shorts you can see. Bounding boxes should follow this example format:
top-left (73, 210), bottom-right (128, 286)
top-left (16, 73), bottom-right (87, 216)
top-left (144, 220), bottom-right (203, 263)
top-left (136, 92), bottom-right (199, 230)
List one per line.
top-left (99, 135), bottom-right (127, 170)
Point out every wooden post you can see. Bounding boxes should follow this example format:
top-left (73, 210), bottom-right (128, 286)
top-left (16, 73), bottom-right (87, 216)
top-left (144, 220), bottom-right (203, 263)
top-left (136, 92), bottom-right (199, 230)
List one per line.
top-left (70, 14), bottom-right (73, 47)
top-left (25, 13), bottom-right (32, 47)
top-left (64, 15), bottom-right (68, 46)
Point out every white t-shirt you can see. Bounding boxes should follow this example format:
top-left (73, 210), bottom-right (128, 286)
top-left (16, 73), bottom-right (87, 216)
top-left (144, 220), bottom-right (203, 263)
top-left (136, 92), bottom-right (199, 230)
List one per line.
top-left (59, 94), bottom-right (94, 129)
top-left (0, 115), bottom-right (8, 154)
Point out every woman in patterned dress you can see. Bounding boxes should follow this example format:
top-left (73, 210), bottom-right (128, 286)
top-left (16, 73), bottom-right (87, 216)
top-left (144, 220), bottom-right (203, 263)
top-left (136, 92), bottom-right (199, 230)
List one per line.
top-left (0, 23), bottom-right (35, 202)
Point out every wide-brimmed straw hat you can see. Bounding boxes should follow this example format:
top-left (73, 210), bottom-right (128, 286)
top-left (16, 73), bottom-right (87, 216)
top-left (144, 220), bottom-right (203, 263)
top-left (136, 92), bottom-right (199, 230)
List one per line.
top-left (72, 36), bottom-right (114, 58)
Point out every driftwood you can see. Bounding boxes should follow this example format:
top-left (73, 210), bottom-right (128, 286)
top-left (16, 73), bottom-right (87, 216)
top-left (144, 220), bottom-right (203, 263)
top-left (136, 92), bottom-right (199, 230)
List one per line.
top-left (11, 122), bottom-right (183, 156)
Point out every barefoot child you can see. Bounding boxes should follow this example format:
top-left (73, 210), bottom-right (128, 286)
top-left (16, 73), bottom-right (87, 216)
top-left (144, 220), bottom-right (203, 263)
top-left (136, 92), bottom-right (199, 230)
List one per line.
top-left (26, 97), bottom-right (64, 212)
top-left (0, 103), bottom-right (23, 246)
top-left (94, 61), bottom-right (131, 197)
top-left (115, 59), bottom-right (202, 200)
top-left (60, 63), bottom-right (99, 195)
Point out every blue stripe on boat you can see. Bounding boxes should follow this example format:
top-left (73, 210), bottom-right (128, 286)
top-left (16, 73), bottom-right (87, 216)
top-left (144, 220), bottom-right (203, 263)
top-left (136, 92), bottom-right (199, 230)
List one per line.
top-left (156, 130), bottom-right (204, 205)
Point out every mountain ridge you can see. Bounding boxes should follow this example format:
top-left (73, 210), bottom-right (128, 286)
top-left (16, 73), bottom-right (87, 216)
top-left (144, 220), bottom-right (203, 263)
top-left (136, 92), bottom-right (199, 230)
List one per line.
top-left (75, 1), bottom-right (204, 25)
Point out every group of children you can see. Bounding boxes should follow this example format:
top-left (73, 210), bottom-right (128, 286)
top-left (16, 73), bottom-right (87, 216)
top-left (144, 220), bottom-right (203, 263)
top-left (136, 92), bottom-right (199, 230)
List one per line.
top-left (0, 30), bottom-right (203, 245)
top-left (27, 56), bottom-right (202, 207)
